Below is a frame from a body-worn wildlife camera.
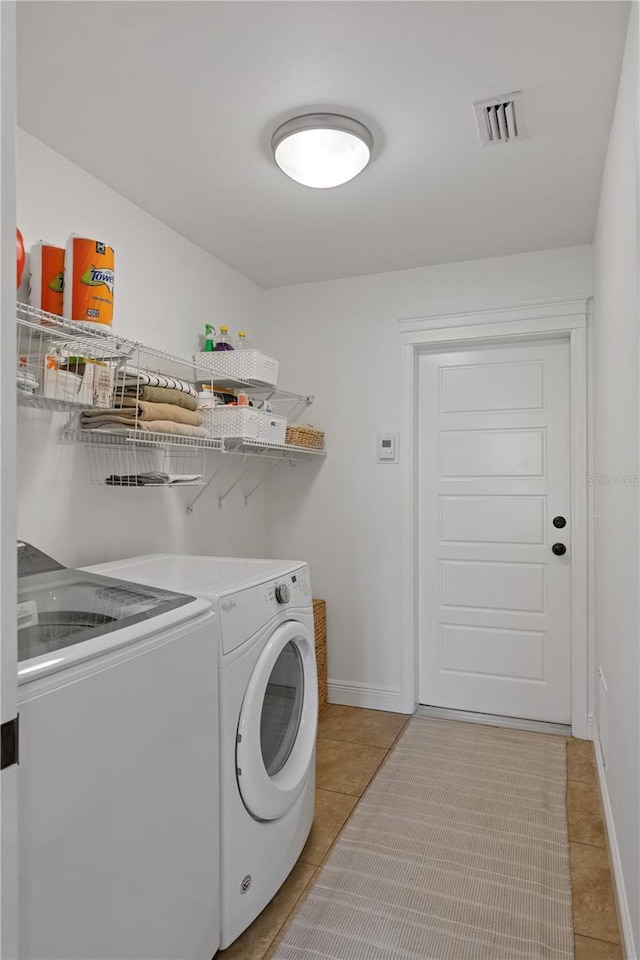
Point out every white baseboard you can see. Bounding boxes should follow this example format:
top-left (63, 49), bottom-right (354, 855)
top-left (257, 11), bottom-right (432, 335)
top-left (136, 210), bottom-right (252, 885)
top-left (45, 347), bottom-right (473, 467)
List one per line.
top-left (327, 680), bottom-right (404, 713)
top-left (594, 734), bottom-right (637, 960)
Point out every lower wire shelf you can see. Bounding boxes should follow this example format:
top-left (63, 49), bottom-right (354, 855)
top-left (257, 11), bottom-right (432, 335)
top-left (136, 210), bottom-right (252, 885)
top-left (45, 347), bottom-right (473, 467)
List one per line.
top-left (61, 427), bottom-right (219, 487)
top-left (223, 438), bottom-right (326, 460)
top-left (61, 426), bottom-right (225, 451)
top-left (59, 427), bottom-right (325, 493)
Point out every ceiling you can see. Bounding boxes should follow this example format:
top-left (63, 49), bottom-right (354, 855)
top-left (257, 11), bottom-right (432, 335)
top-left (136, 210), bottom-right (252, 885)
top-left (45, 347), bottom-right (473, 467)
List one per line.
top-left (17, 1), bottom-right (629, 289)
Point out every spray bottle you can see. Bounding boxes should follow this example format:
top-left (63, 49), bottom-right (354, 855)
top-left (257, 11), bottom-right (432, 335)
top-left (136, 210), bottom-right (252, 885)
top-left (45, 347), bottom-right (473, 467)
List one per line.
top-left (202, 324), bottom-right (216, 352)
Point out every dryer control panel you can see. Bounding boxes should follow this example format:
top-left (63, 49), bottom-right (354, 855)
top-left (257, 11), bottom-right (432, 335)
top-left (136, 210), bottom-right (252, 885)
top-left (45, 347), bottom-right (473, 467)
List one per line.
top-left (220, 565), bottom-right (312, 655)
top-left (264, 572), bottom-right (311, 608)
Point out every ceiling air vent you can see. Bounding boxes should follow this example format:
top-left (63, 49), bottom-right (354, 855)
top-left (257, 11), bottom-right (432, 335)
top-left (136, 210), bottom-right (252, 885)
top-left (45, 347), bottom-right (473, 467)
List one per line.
top-left (474, 92), bottom-right (525, 146)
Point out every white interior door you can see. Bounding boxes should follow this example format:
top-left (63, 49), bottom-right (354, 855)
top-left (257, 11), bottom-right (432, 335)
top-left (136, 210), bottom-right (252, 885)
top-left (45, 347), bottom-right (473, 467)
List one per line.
top-left (0, 4), bottom-right (18, 958)
top-left (418, 340), bottom-right (571, 724)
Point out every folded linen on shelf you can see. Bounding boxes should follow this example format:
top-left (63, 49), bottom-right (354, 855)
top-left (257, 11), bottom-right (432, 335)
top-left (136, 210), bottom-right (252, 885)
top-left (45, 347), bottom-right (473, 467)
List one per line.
top-left (82, 398), bottom-right (203, 427)
top-left (105, 472), bottom-right (202, 486)
top-left (79, 418), bottom-right (210, 439)
top-left (17, 368), bottom-right (39, 394)
top-left (119, 384), bottom-right (199, 411)
top-left (120, 397), bottom-right (203, 426)
top-left (115, 370), bottom-right (198, 399)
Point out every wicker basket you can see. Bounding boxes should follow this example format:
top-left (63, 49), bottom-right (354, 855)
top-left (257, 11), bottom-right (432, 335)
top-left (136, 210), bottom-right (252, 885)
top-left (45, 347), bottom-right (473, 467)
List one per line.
top-left (286, 424), bottom-right (325, 449)
top-left (313, 598), bottom-right (328, 712)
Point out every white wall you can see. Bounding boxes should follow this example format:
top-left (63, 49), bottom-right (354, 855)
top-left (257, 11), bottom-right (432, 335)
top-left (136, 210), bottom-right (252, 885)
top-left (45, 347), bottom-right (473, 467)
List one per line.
top-left (591, 4), bottom-right (639, 955)
top-left (264, 245), bottom-right (593, 711)
top-left (16, 129), bottom-right (268, 567)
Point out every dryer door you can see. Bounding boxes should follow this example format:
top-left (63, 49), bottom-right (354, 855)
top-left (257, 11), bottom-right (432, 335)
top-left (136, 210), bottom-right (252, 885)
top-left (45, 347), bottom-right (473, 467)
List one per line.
top-left (236, 619), bottom-right (318, 821)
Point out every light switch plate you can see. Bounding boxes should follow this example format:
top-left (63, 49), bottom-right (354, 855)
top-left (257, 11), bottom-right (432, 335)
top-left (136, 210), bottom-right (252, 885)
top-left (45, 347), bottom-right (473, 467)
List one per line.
top-left (377, 433), bottom-right (398, 463)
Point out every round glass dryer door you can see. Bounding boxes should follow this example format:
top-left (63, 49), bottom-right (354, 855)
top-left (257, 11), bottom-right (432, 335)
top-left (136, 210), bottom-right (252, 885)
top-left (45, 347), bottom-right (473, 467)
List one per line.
top-left (236, 620), bottom-right (318, 821)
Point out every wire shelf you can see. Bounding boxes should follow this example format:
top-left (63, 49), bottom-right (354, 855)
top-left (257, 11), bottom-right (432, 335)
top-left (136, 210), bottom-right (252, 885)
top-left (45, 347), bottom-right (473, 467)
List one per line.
top-left (17, 392), bottom-right (94, 413)
top-left (61, 427), bottom-right (224, 452)
top-left (18, 303), bottom-right (313, 420)
top-left (18, 301), bottom-right (326, 497)
top-left (17, 305), bottom-right (126, 410)
top-left (61, 428), bottom-right (211, 488)
top-left (224, 439), bottom-right (326, 460)
top-left (17, 301), bottom-right (221, 382)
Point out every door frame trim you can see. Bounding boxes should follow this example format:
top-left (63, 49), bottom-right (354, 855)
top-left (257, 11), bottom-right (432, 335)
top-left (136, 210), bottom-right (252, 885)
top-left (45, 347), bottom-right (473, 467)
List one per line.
top-left (399, 296), bottom-right (590, 737)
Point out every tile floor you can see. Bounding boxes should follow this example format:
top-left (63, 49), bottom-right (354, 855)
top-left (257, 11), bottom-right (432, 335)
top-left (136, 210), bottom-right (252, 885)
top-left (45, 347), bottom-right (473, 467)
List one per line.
top-left (218, 706), bottom-right (623, 960)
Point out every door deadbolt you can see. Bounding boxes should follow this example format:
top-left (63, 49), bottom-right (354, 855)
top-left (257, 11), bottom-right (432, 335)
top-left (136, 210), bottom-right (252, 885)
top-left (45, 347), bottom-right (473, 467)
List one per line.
top-left (553, 516), bottom-right (567, 529)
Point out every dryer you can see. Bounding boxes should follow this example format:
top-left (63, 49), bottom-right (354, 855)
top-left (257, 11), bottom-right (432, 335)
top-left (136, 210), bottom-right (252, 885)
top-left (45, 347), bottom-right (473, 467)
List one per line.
top-left (84, 555), bottom-right (318, 949)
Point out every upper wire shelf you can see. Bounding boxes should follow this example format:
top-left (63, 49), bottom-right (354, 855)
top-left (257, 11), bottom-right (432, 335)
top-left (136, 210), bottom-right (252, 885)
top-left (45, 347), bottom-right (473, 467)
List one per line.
top-left (17, 392), bottom-right (93, 414)
top-left (17, 301), bottom-right (220, 382)
top-left (17, 303), bottom-right (313, 412)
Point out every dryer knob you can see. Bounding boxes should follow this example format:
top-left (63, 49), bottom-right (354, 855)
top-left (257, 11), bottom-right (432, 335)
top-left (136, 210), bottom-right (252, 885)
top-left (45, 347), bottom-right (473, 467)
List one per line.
top-left (275, 583), bottom-right (290, 604)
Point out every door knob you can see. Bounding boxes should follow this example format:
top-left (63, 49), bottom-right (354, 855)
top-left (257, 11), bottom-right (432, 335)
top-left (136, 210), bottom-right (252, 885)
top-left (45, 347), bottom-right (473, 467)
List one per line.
top-left (552, 543), bottom-right (567, 556)
top-left (553, 516), bottom-right (567, 529)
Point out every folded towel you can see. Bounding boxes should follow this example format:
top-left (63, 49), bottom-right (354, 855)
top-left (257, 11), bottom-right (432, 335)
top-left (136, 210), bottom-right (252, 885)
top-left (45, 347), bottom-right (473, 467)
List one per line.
top-left (105, 472), bottom-right (202, 486)
top-left (116, 369), bottom-right (197, 398)
top-left (82, 399), bottom-right (203, 427)
top-left (120, 397), bottom-right (203, 426)
top-left (80, 419), bottom-right (210, 439)
top-left (119, 384), bottom-right (198, 411)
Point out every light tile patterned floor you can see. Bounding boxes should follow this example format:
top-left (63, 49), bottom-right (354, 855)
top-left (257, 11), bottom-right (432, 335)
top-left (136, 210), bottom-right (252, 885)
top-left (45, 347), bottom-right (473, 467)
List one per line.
top-left (217, 707), bottom-right (622, 960)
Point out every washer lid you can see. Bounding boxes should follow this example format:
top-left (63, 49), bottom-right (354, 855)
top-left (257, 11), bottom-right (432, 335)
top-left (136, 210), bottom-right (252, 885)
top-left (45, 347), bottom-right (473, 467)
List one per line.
top-left (236, 619), bottom-right (318, 821)
top-left (18, 568), bottom-right (199, 664)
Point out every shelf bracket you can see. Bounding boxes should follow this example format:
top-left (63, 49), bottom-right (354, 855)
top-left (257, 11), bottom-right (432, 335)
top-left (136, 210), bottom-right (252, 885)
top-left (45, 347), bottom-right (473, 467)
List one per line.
top-left (186, 456), bottom-right (229, 513)
top-left (287, 397), bottom-right (312, 423)
top-left (217, 455), bottom-right (249, 508)
top-left (244, 458), bottom-right (283, 505)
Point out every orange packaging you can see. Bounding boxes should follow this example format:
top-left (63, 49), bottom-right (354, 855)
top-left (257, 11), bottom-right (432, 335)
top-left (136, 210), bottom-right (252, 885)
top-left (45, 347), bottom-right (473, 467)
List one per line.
top-left (29, 241), bottom-right (64, 316)
top-left (63, 235), bottom-right (114, 326)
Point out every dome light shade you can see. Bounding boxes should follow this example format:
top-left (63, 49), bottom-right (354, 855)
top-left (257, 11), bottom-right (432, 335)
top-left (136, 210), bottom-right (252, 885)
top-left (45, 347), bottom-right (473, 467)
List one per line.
top-left (271, 113), bottom-right (373, 189)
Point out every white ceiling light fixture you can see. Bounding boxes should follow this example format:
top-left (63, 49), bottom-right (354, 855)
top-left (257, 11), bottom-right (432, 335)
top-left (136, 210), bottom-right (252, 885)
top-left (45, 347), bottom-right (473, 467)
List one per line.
top-left (271, 113), bottom-right (374, 189)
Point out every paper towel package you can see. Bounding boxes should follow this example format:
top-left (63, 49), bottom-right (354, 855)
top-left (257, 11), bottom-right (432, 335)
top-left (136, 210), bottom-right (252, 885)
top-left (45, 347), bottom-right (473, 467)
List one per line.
top-left (63, 235), bottom-right (114, 326)
top-left (30, 241), bottom-right (64, 316)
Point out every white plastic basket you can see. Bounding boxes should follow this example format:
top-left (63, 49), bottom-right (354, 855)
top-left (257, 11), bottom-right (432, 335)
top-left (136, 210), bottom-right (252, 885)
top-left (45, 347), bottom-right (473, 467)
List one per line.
top-left (209, 406), bottom-right (286, 444)
top-left (195, 350), bottom-right (279, 387)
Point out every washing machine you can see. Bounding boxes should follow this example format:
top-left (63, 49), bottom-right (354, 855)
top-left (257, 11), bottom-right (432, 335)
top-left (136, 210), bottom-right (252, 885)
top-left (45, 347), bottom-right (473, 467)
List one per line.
top-left (17, 542), bottom-right (220, 960)
top-left (84, 554), bottom-right (318, 949)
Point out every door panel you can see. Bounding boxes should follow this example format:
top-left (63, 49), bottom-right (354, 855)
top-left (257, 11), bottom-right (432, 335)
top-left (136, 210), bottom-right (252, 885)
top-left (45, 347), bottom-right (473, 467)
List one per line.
top-left (419, 341), bottom-right (571, 723)
top-left (440, 496), bottom-right (545, 544)
top-left (439, 360), bottom-right (544, 413)
top-left (440, 429), bottom-right (545, 477)
top-left (439, 624), bottom-right (546, 681)
top-left (441, 560), bottom-right (546, 612)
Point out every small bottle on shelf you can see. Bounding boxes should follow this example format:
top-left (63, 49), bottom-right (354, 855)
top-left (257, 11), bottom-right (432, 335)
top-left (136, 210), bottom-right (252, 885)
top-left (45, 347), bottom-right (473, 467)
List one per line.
top-left (202, 324), bottom-right (216, 352)
top-left (237, 330), bottom-right (252, 350)
top-left (214, 325), bottom-right (234, 351)
top-left (196, 387), bottom-right (216, 436)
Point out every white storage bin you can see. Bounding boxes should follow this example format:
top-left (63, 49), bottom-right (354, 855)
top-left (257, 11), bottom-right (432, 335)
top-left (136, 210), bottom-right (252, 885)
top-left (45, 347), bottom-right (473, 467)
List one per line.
top-left (195, 350), bottom-right (279, 387)
top-left (210, 406), bottom-right (287, 444)
top-left (256, 411), bottom-right (287, 445)
top-left (36, 354), bottom-right (115, 408)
